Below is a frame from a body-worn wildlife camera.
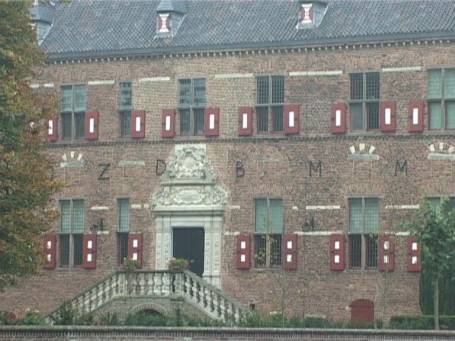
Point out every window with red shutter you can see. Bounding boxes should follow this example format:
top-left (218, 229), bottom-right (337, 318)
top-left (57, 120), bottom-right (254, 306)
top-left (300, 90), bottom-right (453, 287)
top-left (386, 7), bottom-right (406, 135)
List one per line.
top-left (330, 234), bottom-right (345, 271)
top-left (161, 109), bottom-right (176, 138)
top-left (408, 100), bottom-right (425, 133)
top-left (43, 234), bottom-right (57, 269)
top-left (331, 103), bottom-right (347, 134)
top-left (284, 104), bottom-right (300, 135)
top-left (131, 111), bottom-right (146, 138)
top-left (85, 111), bottom-right (99, 140)
top-left (378, 235), bottom-right (395, 272)
top-left (82, 234), bottom-right (97, 269)
top-left (128, 233), bottom-right (143, 268)
top-left (283, 234), bottom-right (298, 271)
top-left (407, 236), bottom-right (421, 272)
top-left (236, 234), bottom-right (251, 270)
top-left (204, 107), bottom-right (220, 137)
top-left (379, 101), bottom-right (396, 133)
top-left (47, 116), bottom-right (58, 142)
top-left (238, 107), bottom-right (253, 136)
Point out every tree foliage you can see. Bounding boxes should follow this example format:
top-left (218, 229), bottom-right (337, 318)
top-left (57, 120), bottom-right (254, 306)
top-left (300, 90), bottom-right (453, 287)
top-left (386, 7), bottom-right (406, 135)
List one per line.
top-left (408, 198), bottom-right (455, 329)
top-left (0, 1), bottom-right (59, 289)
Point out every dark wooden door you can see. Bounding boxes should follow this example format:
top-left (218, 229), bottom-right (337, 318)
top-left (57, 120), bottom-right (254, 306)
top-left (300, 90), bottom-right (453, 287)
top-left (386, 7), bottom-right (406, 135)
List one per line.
top-left (172, 228), bottom-right (204, 277)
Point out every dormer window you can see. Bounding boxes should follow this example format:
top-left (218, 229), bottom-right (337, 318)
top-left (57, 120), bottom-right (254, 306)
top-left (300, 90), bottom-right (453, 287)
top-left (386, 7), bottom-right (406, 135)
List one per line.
top-left (297, 0), bottom-right (327, 29)
top-left (158, 13), bottom-right (171, 33)
top-left (300, 4), bottom-right (314, 25)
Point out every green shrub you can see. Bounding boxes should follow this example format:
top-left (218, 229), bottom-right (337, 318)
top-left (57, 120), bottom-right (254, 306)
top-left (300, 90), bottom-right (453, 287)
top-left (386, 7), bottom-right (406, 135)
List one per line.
top-left (17, 311), bottom-right (44, 325)
top-left (389, 315), bottom-right (455, 330)
top-left (97, 312), bottom-right (120, 326)
top-left (0, 311), bottom-right (15, 325)
top-left (51, 301), bottom-right (94, 325)
top-left (124, 310), bottom-right (167, 326)
top-left (167, 258), bottom-right (190, 272)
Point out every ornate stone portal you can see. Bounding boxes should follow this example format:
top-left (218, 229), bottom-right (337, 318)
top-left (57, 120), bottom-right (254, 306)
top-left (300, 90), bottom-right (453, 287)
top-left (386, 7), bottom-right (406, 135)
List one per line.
top-left (151, 144), bottom-right (227, 287)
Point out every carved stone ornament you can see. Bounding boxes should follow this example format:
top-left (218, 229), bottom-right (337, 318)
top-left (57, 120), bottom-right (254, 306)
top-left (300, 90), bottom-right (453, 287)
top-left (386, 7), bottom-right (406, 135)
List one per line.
top-left (428, 142), bottom-right (455, 160)
top-left (151, 144), bottom-right (227, 212)
top-left (348, 143), bottom-right (379, 161)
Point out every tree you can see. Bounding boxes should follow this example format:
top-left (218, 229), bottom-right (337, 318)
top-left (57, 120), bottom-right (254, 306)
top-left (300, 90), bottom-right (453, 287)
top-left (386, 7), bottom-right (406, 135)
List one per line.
top-left (408, 198), bottom-right (455, 329)
top-left (0, 1), bottom-right (59, 289)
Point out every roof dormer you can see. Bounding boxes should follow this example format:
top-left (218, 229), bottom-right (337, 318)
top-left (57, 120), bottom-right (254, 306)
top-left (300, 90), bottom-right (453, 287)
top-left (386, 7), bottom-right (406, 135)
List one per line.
top-left (156, 0), bottom-right (187, 37)
top-left (297, 0), bottom-right (327, 29)
top-left (29, 0), bottom-right (55, 45)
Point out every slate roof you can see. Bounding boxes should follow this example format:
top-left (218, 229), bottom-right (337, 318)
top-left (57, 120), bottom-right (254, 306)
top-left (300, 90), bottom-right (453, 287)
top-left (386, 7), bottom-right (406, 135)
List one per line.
top-left (41, 0), bottom-right (455, 60)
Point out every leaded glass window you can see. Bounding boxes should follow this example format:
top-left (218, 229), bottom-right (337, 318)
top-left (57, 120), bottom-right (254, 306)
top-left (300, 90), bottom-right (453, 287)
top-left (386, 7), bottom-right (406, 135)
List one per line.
top-left (428, 68), bottom-right (455, 129)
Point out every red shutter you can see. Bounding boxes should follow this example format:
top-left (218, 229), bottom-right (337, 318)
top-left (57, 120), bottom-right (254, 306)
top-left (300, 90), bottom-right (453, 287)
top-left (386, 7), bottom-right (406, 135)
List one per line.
top-left (238, 106), bottom-right (253, 136)
top-left (236, 234), bottom-right (251, 270)
top-left (82, 234), bottom-right (97, 269)
top-left (161, 109), bottom-right (176, 138)
top-left (407, 236), bottom-right (421, 272)
top-left (284, 104), bottom-right (300, 135)
top-left (379, 101), bottom-right (396, 133)
top-left (331, 103), bottom-right (347, 134)
top-left (408, 100), bottom-right (425, 133)
top-left (330, 234), bottom-right (345, 271)
top-left (128, 233), bottom-right (143, 268)
top-left (85, 111), bottom-right (99, 140)
top-left (204, 107), bottom-right (220, 137)
top-left (378, 235), bottom-right (395, 272)
top-left (47, 116), bottom-right (58, 142)
top-left (131, 111), bottom-right (146, 138)
top-left (43, 234), bottom-right (57, 269)
top-left (283, 234), bottom-right (298, 271)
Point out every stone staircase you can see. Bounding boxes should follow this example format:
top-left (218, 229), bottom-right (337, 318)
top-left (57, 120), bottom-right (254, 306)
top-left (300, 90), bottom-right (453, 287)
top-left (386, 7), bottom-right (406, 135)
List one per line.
top-left (47, 270), bottom-right (246, 324)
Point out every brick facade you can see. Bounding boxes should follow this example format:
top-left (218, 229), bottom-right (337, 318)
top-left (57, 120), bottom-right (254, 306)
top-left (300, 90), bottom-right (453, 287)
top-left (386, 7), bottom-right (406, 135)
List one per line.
top-left (2, 39), bottom-right (455, 322)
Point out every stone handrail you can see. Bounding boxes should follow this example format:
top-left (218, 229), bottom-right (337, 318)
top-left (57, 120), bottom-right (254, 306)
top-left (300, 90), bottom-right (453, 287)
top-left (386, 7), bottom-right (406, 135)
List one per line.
top-left (47, 271), bottom-right (245, 324)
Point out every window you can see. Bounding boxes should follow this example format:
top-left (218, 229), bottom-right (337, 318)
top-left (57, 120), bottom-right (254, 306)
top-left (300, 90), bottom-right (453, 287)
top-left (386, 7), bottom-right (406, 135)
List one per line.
top-left (428, 69), bottom-right (455, 129)
top-left (427, 197), bottom-right (455, 213)
top-left (117, 198), bottom-right (129, 265)
top-left (59, 199), bottom-right (85, 267)
top-left (178, 78), bottom-right (206, 136)
top-left (349, 73), bottom-right (380, 131)
top-left (256, 76), bottom-right (284, 133)
top-left (349, 198), bottom-right (379, 269)
top-left (119, 82), bottom-right (132, 137)
top-left (60, 85), bottom-right (86, 140)
top-left (254, 198), bottom-right (283, 267)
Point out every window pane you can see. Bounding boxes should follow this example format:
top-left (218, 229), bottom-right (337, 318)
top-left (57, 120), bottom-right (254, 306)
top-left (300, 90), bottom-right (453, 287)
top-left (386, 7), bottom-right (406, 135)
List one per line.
top-left (350, 103), bottom-right (363, 130)
top-left (60, 200), bottom-right (71, 233)
top-left (428, 197), bottom-right (441, 213)
top-left (271, 76), bottom-right (284, 104)
top-left (61, 112), bottom-right (72, 140)
top-left (73, 85), bottom-right (86, 112)
top-left (179, 109), bottom-right (190, 135)
top-left (367, 102), bottom-right (379, 129)
top-left (445, 69), bottom-right (455, 98)
top-left (255, 199), bottom-right (268, 233)
top-left (429, 102), bottom-right (442, 129)
top-left (446, 101), bottom-right (455, 129)
top-left (366, 234), bottom-right (378, 268)
top-left (349, 198), bottom-right (363, 233)
top-left (59, 235), bottom-right (70, 267)
top-left (428, 69), bottom-right (442, 99)
top-left (74, 112), bottom-right (85, 138)
top-left (256, 106), bottom-right (268, 132)
top-left (179, 79), bottom-right (192, 105)
top-left (72, 200), bottom-right (84, 233)
top-left (254, 234), bottom-right (267, 267)
top-left (117, 232), bottom-right (129, 265)
top-left (193, 79), bottom-right (206, 106)
top-left (194, 108), bottom-right (205, 135)
top-left (350, 234), bottom-right (362, 268)
top-left (350, 73), bottom-right (363, 100)
top-left (120, 111), bottom-right (131, 137)
top-left (364, 198), bottom-right (379, 233)
top-left (119, 82), bottom-right (132, 109)
top-left (118, 198), bottom-right (129, 232)
top-left (272, 105), bottom-right (283, 132)
top-left (270, 234), bottom-right (282, 266)
top-left (61, 86), bottom-right (73, 112)
top-left (366, 73), bottom-right (379, 100)
top-left (73, 234), bottom-right (83, 266)
top-left (256, 76), bottom-right (269, 104)
top-left (269, 199), bottom-right (283, 234)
